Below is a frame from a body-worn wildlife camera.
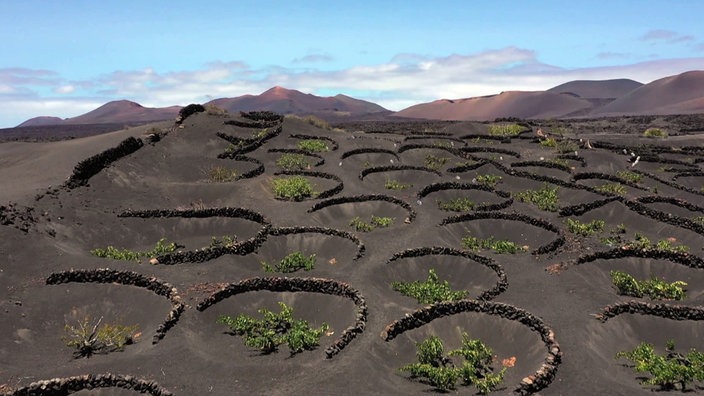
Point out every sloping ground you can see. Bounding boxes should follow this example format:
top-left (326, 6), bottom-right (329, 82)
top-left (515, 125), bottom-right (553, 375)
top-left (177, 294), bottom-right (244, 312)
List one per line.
top-left (1, 111), bottom-right (704, 395)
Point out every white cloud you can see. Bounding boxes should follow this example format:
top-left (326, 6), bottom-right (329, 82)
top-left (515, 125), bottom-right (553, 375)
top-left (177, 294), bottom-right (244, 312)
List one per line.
top-left (2, 48), bottom-right (704, 127)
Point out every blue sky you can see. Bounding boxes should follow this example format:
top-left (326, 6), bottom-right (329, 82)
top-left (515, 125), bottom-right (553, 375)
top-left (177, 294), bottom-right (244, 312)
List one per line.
top-left (1, 1), bottom-right (703, 127)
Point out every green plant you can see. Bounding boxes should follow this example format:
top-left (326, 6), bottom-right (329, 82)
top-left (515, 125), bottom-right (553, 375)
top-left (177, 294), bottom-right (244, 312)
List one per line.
top-left (209, 235), bottom-right (237, 248)
top-left (297, 139), bottom-right (329, 152)
top-left (540, 138), bottom-right (557, 148)
top-left (692, 216), bottom-right (704, 226)
top-left (400, 333), bottom-right (509, 394)
top-left (548, 158), bottom-right (570, 167)
top-left (610, 271), bottom-right (687, 300)
top-left (643, 128), bottom-right (668, 138)
top-left (370, 215), bottom-right (394, 228)
top-left (617, 341), bottom-right (704, 391)
top-left (63, 316), bottom-right (138, 358)
top-left (276, 153), bottom-right (311, 171)
top-left (204, 165), bottom-right (238, 182)
top-left (424, 154), bottom-right (449, 170)
top-left (391, 269), bottom-right (467, 304)
top-left (595, 183), bottom-right (627, 195)
top-left (488, 123), bottom-right (524, 137)
top-left (514, 183), bottom-right (559, 212)
top-left (437, 197), bottom-right (475, 212)
top-left (261, 251), bottom-right (316, 273)
top-left (474, 174), bottom-right (502, 188)
top-left (461, 234), bottom-right (525, 254)
top-left (217, 302), bottom-right (329, 355)
top-left (617, 170), bottom-right (643, 184)
top-left (385, 178), bottom-right (413, 190)
top-left (91, 238), bottom-right (178, 262)
top-left (271, 176), bottom-right (316, 201)
top-left (566, 218), bottom-right (605, 237)
top-left (616, 233), bottom-right (690, 253)
top-left (349, 216), bottom-right (374, 232)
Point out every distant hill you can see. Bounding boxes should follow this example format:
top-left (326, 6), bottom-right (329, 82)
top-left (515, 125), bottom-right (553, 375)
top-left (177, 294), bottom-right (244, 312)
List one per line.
top-left (63, 100), bottom-right (182, 124)
top-left (547, 79), bottom-right (642, 99)
top-left (395, 70), bottom-right (704, 121)
top-left (207, 86), bottom-right (388, 116)
top-left (17, 116), bottom-right (65, 127)
top-left (395, 91), bottom-right (594, 121)
top-left (592, 70), bottom-right (704, 116)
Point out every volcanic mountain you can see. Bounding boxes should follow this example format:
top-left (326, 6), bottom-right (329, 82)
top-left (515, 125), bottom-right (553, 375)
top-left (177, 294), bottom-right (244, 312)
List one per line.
top-left (17, 101), bottom-right (182, 127)
top-left (207, 86), bottom-right (389, 116)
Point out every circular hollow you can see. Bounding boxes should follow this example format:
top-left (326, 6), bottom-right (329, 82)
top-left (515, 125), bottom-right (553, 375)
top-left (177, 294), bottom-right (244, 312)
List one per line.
top-left (401, 136), bottom-right (465, 146)
top-left (381, 301), bottom-right (560, 394)
top-left (308, 194), bottom-right (416, 226)
top-left (7, 374), bottom-right (173, 396)
top-left (196, 277), bottom-right (367, 358)
top-left (417, 182), bottom-right (513, 211)
top-left (441, 212), bottom-right (565, 255)
top-left (289, 134), bottom-right (339, 151)
top-left (359, 165), bottom-right (442, 181)
top-left (510, 161), bottom-right (573, 181)
top-left (264, 226), bottom-right (365, 261)
top-left (216, 124), bottom-right (283, 157)
top-left (624, 199), bottom-right (704, 235)
top-left (46, 269), bottom-right (184, 344)
top-left (267, 148), bottom-right (325, 167)
top-left (570, 255), bottom-right (704, 304)
top-left (459, 146), bottom-right (521, 160)
top-left (582, 312), bottom-right (704, 393)
top-left (386, 246), bottom-right (507, 301)
top-left (117, 207), bottom-right (271, 264)
top-left (671, 172), bottom-right (704, 194)
top-left (339, 148), bottom-right (400, 168)
top-left (272, 170), bottom-right (343, 200)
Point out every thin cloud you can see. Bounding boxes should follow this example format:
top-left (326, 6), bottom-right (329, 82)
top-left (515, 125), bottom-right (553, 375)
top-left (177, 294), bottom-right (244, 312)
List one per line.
top-left (596, 52), bottom-right (630, 60)
top-left (292, 54), bottom-right (334, 64)
top-left (640, 29), bottom-right (695, 43)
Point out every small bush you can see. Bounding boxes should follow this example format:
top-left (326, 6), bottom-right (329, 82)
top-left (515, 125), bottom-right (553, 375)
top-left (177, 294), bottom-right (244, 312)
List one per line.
top-left (91, 238), bottom-right (177, 262)
top-left (297, 139), bottom-right (329, 152)
top-left (205, 104), bottom-right (228, 116)
top-left (400, 333), bottom-right (509, 394)
top-left (271, 176), bottom-right (316, 201)
top-left (424, 154), bottom-right (449, 170)
top-left (488, 123), bottom-right (524, 137)
top-left (611, 270), bottom-right (687, 300)
top-left (385, 179), bottom-right (413, 190)
top-left (617, 170), bottom-right (642, 184)
top-left (391, 268), bottom-right (467, 304)
top-left (462, 234), bottom-right (525, 254)
top-left (474, 174), bottom-right (502, 188)
top-left (349, 215), bottom-right (394, 232)
top-left (566, 218), bottom-right (605, 237)
top-left (514, 183), bottom-right (559, 211)
top-left (217, 302), bottom-right (328, 355)
top-left (617, 341), bottom-right (704, 391)
top-left (437, 197), bottom-right (475, 212)
top-left (209, 235), bottom-right (237, 248)
top-left (204, 165), bottom-right (238, 182)
top-left (261, 251), bottom-right (316, 273)
top-left (276, 153), bottom-right (311, 171)
top-left (63, 316), bottom-right (138, 358)
top-left (643, 128), bottom-right (667, 138)
top-left (617, 233), bottom-right (690, 253)
top-left (540, 138), bottom-right (557, 148)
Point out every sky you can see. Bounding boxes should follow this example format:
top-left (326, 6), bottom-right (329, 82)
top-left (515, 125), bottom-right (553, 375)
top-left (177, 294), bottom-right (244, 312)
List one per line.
top-left (1, 1), bottom-right (703, 127)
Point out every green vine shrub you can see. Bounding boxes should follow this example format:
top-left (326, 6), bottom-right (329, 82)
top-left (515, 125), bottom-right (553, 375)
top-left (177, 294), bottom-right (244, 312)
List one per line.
top-left (437, 197), bottom-right (476, 212)
top-left (217, 302), bottom-right (329, 355)
top-left (276, 153), bottom-right (311, 171)
top-left (400, 333), bottom-right (511, 394)
top-left (391, 269), bottom-right (467, 304)
top-left (566, 218), bottom-right (605, 237)
top-left (610, 271), bottom-right (687, 300)
top-left (271, 176), bottom-right (316, 201)
top-left (297, 139), bottom-right (329, 152)
top-left (514, 183), bottom-right (559, 211)
top-left (617, 340), bottom-right (704, 391)
top-left (461, 234), bottom-right (525, 254)
top-left (261, 251), bottom-right (316, 273)
top-left (91, 238), bottom-right (177, 262)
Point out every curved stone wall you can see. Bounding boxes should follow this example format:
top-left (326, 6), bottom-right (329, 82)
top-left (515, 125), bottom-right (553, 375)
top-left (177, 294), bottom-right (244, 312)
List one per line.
top-left (65, 137), bottom-right (144, 189)
top-left (380, 300), bottom-right (561, 395)
top-left (359, 165), bottom-right (442, 181)
top-left (117, 207), bottom-right (271, 264)
top-left (576, 248), bottom-right (704, 269)
top-left (594, 301), bottom-right (704, 323)
top-left (7, 373), bottom-right (173, 396)
top-left (339, 148), bottom-right (399, 162)
top-left (289, 134), bottom-right (339, 151)
top-left (416, 182), bottom-right (513, 211)
top-left (196, 277), bottom-right (367, 359)
top-left (268, 148), bottom-right (325, 167)
top-left (387, 246), bottom-right (507, 301)
top-left (45, 268), bottom-right (184, 344)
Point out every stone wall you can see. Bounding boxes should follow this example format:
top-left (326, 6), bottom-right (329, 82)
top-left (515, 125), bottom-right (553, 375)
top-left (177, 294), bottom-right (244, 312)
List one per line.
top-left (65, 137), bottom-right (144, 189)
top-left (308, 194), bottom-right (417, 223)
top-left (7, 373), bottom-right (172, 396)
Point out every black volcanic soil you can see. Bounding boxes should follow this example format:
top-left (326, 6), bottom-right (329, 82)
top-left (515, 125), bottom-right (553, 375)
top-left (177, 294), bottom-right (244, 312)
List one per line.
top-left (1, 112), bottom-right (704, 395)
